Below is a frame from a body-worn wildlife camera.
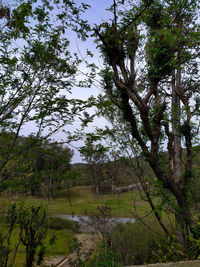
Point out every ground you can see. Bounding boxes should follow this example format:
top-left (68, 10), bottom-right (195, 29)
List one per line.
top-left (44, 233), bottom-right (99, 267)
top-left (127, 260), bottom-right (200, 267)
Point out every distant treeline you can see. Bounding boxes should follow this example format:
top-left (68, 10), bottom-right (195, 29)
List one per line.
top-left (0, 132), bottom-right (73, 199)
top-left (0, 132), bottom-right (156, 198)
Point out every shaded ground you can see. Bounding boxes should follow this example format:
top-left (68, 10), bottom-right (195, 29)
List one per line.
top-left (127, 260), bottom-right (200, 267)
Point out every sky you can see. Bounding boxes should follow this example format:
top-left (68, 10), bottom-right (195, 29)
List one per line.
top-left (62, 1), bottom-right (113, 163)
top-left (18, 0), bottom-right (114, 163)
top-left (3, 0), bottom-right (200, 163)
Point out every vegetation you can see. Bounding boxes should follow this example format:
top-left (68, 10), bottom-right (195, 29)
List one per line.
top-left (0, 186), bottom-right (156, 218)
top-left (0, 203), bottom-right (48, 267)
top-left (47, 216), bottom-right (80, 232)
top-left (0, 134), bottom-right (74, 200)
top-left (0, 0), bottom-right (200, 266)
top-left (0, 202), bottom-right (78, 267)
top-left (89, 0), bottom-right (200, 249)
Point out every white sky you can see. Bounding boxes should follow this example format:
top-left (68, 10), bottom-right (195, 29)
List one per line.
top-left (20, 0), bottom-right (114, 163)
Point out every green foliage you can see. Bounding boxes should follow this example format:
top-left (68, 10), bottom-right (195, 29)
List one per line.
top-left (89, 244), bottom-right (121, 267)
top-left (186, 222), bottom-right (200, 260)
top-left (0, 234), bottom-right (10, 267)
top-left (68, 237), bottom-right (93, 267)
top-left (68, 236), bottom-right (121, 267)
top-left (109, 221), bottom-right (161, 265)
top-left (146, 29), bottom-right (178, 81)
top-left (17, 204), bottom-right (47, 266)
top-left (0, 203), bottom-right (48, 267)
top-left (150, 224), bottom-right (200, 263)
top-left (0, 134), bottom-right (74, 199)
top-left (151, 235), bottom-right (184, 263)
top-left (144, 1), bottom-right (164, 31)
top-left (9, 2), bottom-right (32, 38)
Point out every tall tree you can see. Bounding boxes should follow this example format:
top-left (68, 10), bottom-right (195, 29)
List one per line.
top-left (0, 0), bottom-right (89, 174)
top-left (92, 0), bottom-right (200, 247)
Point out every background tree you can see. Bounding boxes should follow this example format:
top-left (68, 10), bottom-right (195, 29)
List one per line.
top-left (41, 141), bottom-right (73, 202)
top-left (0, 133), bottom-right (74, 199)
top-left (80, 137), bottom-right (109, 195)
top-left (63, 169), bottom-right (78, 206)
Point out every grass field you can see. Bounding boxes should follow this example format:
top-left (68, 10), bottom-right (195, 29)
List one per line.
top-left (0, 186), bottom-right (174, 266)
top-left (0, 186), bottom-right (157, 217)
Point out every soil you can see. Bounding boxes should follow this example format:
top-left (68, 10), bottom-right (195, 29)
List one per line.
top-left (44, 233), bottom-right (100, 267)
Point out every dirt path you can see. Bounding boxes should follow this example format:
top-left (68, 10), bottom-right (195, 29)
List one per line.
top-left (44, 233), bottom-right (100, 267)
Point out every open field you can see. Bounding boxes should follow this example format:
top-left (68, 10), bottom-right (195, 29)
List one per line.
top-left (0, 186), bottom-right (163, 218)
top-left (0, 186), bottom-right (174, 266)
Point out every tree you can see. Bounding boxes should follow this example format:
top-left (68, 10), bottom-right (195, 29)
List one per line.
top-left (0, 204), bottom-right (23, 267)
top-left (92, 0), bottom-right (200, 248)
top-left (0, 134), bottom-right (74, 198)
top-left (0, 0), bottom-right (89, 175)
top-left (80, 137), bottom-right (109, 195)
top-left (19, 205), bottom-right (47, 267)
top-left (41, 141), bottom-right (73, 201)
top-left (0, 203), bottom-right (47, 267)
top-left (64, 169), bottom-right (78, 206)
top-left (0, 133), bottom-right (34, 196)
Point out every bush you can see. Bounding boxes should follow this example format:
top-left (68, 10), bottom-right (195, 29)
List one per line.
top-left (150, 227), bottom-right (200, 263)
top-left (47, 216), bottom-right (80, 233)
top-left (88, 242), bottom-right (122, 267)
top-left (150, 235), bottom-right (185, 263)
top-left (109, 221), bottom-right (162, 266)
top-left (68, 237), bottom-right (121, 267)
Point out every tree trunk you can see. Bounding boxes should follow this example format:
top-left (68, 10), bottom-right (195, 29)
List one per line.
top-left (172, 70), bottom-right (186, 246)
top-left (67, 186), bottom-right (72, 206)
top-left (26, 246), bottom-right (35, 267)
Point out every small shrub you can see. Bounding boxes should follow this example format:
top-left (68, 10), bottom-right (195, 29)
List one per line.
top-left (150, 235), bottom-right (184, 263)
top-left (109, 221), bottom-right (162, 266)
top-left (89, 242), bottom-right (122, 267)
top-left (150, 223), bottom-right (200, 263)
top-left (68, 237), bottom-right (93, 267)
top-left (186, 222), bottom-right (200, 260)
top-left (47, 216), bottom-right (80, 233)
top-left (0, 203), bottom-right (48, 267)
top-left (68, 238), bottom-right (121, 267)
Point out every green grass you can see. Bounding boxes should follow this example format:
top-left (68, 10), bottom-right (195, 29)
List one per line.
top-left (2, 227), bottom-right (74, 267)
top-left (0, 186), bottom-right (156, 218)
top-left (0, 186), bottom-right (175, 266)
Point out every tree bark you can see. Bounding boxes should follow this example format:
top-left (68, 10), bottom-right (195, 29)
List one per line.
top-left (171, 70), bottom-right (185, 246)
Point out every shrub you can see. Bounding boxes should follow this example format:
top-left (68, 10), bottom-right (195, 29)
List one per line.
top-left (89, 242), bottom-right (122, 267)
top-left (47, 216), bottom-right (80, 233)
top-left (0, 203), bottom-right (48, 267)
top-left (150, 222), bottom-right (200, 263)
top-left (150, 235), bottom-right (184, 263)
top-left (109, 221), bottom-right (162, 266)
top-left (68, 237), bottom-right (121, 267)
